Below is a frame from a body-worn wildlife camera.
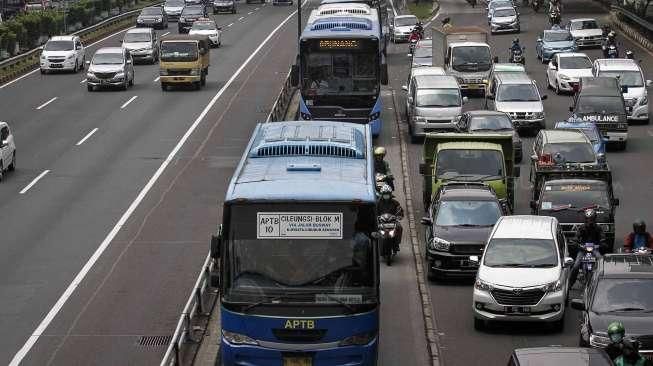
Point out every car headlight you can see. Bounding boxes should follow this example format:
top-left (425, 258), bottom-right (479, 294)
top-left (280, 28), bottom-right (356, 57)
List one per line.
top-left (559, 74), bottom-right (570, 81)
top-left (589, 333), bottom-right (611, 348)
top-left (222, 330), bottom-right (259, 345)
top-left (474, 278), bottom-right (493, 291)
top-left (640, 96), bottom-right (648, 105)
top-left (155, 17), bottom-right (161, 21)
top-left (429, 237), bottom-right (450, 251)
top-left (66, 54), bottom-right (75, 60)
top-left (115, 72), bottom-right (125, 79)
top-left (534, 111), bottom-right (545, 118)
top-left (40, 54), bottom-right (46, 60)
top-left (542, 280), bottom-right (563, 292)
top-left (180, 17), bottom-right (186, 22)
top-left (618, 122), bottom-right (628, 129)
top-left (339, 331), bottom-right (377, 346)
top-left (86, 72), bottom-right (95, 78)
top-left (189, 68), bottom-right (200, 75)
top-left (482, 79), bottom-right (488, 84)
top-left (414, 116), bottom-right (427, 123)
top-left (160, 69), bottom-right (169, 76)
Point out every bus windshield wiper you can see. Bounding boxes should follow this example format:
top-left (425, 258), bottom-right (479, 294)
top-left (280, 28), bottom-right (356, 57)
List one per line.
top-left (318, 293), bottom-right (356, 314)
top-left (241, 296), bottom-right (285, 313)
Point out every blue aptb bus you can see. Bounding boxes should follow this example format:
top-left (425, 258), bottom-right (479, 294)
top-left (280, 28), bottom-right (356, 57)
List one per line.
top-left (291, 16), bottom-right (389, 137)
top-left (210, 121), bottom-right (380, 366)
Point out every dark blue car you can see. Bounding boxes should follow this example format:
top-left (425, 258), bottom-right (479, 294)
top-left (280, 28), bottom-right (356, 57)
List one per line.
top-left (554, 121), bottom-right (606, 155)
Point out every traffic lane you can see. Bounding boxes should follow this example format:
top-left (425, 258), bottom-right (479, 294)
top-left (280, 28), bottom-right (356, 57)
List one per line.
top-left (17, 6), bottom-right (308, 366)
top-left (0, 5), bottom-right (300, 364)
top-left (376, 89), bottom-right (431, 366)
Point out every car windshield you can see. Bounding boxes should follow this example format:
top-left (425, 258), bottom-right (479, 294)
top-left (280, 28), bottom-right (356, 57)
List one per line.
top-left (416, 88), bottom-right (460, 107)
top-left (598, 70), bottom-right (644, 87)
top-left (183, 6), bottom-right (203, 14)
top-left (160, 41), bottom-right (198, 62)
top-left (571, 20), bottom-right (598, 30)
top-left (490, 1), bottom-right (511, 9)
top-left (539, 184), bottom-right (610, 210)
top-left (591, 279), bottom-right (653, 313)
top-left (497, 84), bottom-right (540, 101)
top-left (494, 8), bottom-right (515, 17)
top-left (192, 22), bottom-right (215, 30)
top-left (560, 57), bottom-right (591, 69)
top-left (469, 115), bottom-right (513, 131)
top-left (165, 0), bottom-right (183, 5)
top-left (451, 46), bottom-right (491, 72)
top-left (544, 31), bottom-right (573, 42)
top-left (576, 96), bottom-right (624, 114)
top-left (435, 149), bottom-right (504, 179)
top-left (44, 40), bottom-right (73, 51)
top-left (484, 238), bottom-right (558, 267)
top-left (543, 142), bottom-right (596, 163)
top-left (141, 8), bottom-right (161, 15)
top-left (395, 16), bottom-right (417, 26)
top-left (92, 53), bottom-right (123, 65)
top-left (224, 203), bottom-right (376, 303)
top-left (414, 46), bottom-right (431, 58)
top-left (435, 200), bottom-right (502, 227)
top-left (123, 32), bottom-right (151, 42)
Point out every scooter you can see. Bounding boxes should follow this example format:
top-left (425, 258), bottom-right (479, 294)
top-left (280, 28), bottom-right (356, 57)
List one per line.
top-left (375, 173), bottom-right (394, 194)
top-left (578, 242), bottom-right (597, 286)
top-left (378, 213), bottom-right (400, 266)
top-left (508, 47), bottom-right (525, 64)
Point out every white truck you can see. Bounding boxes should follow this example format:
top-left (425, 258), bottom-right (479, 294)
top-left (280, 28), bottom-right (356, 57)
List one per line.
top-left (432, 26), bottom-right (492, 95)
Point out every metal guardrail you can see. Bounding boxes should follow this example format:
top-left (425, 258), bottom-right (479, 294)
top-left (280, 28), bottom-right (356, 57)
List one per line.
top-left (267, 67), bottom-right (297, 122)
top-left (160, 253), bottom-right (217, 366)
top-left (612, 5), bottom-right (653, 32)
top-left (0, 3), bottom-right (161, 84)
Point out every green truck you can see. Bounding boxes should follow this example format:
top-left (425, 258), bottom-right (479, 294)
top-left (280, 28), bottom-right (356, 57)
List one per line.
top-left (419, 133), bottom-right (520, 210)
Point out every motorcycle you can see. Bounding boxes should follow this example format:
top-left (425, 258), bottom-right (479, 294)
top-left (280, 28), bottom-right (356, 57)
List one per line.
top-left (531, 0), bottom-right (540, 12)
top-left (408, 30), bottom-right (421, 54)
top-left (409, 38), bottom-right (418, 55)
top-left (375, 173), bottom-right (394, 194)
top-left (603, 42), bottom-right (619, 58)
top-left (578, 242), bottom-right (597, 286)
top-left (625, 50), bottom-right (634, 59)
top-left (508, 47), bottom-right (525, 64)
top-left (378, 213), bottom-right (400, 265)
top-left (549, 9), bottom-right (561, 26)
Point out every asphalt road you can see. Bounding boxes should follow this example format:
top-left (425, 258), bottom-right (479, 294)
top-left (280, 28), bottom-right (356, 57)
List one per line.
top-left (0, 3), bottom-right (305, 364)
top-left (388, 0), bottom-right (653, 364)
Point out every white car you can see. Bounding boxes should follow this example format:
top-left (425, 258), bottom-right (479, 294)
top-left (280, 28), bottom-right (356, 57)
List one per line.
top-left (390, 14), bottom-right (418, 43)
top-left (593, 58), bottom-right (653, 122)
top-left (472, 215), bottom-right (573, 331)
top-left (0, 121), bottom-right (16, 182)
top-left (40, 35), bottom-right (86, 73)
top-left (189, 19), bottom-right (222, 47)
top-left (567, 18), bottom-right (603, 48)
top-left (486, 0), bottom-right (513, 23)
top-left (546, 52), bottom-right (593, 94)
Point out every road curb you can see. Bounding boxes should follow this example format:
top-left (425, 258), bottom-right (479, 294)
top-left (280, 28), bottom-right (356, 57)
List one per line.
top-left (390, 89), bottom-right (442, 366)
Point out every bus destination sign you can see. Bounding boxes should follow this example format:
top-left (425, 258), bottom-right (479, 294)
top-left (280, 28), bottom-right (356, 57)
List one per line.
top-left (318, 39), bottom-right (361, 50)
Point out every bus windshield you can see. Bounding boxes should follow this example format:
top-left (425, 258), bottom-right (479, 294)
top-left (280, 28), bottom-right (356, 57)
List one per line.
top-left (224, 203), bottom-right (376, 304)
top-left (160, 42), bottom-right (198, 62)
top-left (303, 51), bottom-right (378, 95)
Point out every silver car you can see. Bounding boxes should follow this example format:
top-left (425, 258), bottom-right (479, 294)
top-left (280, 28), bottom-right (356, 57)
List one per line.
top-left (404, 75), bottom-right (467, 142)
top-left (487, 73), bottom-right (547, 134)
top-left (490, 6), bottom-right (519, 34)
top-left (122, 28), bottom-right (159, 64)
top-left (86, 47), bottom-right (135, 91)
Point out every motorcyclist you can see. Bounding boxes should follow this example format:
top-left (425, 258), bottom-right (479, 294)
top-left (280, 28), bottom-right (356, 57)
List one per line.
top-left (414, 21), bottom-right (424, 37)
top-left (510, 38), bottom-right (523, 53)
top-left (569, 208), bottom-right (605, 288)
top-left (549, 0), bottom-right (561, 14)
top-left (606, 31), bottom-right (617, 46)
top-left (377, 184), bottom-right (404, 252)
top-left (624, 219), bottom-right (653, 252)
top-left (605, 321), bottom-right (626, 361)
top-left (441, 17), bottom-right (452, 32)
top-left (615, 338), bottom-right (653, 366)
top-left (373, 146), bottom-right (395, 190)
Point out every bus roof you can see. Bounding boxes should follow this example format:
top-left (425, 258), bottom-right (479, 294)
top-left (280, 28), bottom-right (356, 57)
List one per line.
top-left (301, 16), bottom-right (380, 40)
top-left (225, 121), bottom-right (376, 203)
top-left (308, 3), bottom-right (378, 26)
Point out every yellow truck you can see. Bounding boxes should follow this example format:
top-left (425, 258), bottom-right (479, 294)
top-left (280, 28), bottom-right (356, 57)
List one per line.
top-left (159, 34), bottom-right (210, 90)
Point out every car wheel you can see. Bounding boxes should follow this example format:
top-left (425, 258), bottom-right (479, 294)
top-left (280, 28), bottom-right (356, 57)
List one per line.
top-left (161, 82), bottom-right (167, 91)
top-left (474, 318), bottom-right (485, 331)
top-left (200, 72), bottom-right (206, 86)
top-left (8, 151), bottom-right (15, 171)
top-left (232, 7), bottom-right (236, 13)
top-left (73, 60), bottom-right (79, 73)
top-left (194, 81), bottom-right (201, 90)
top-left (40, 68), bottom-right (45, 74)
top-left (545, 73), bottom-right (551, 89)
top-left (129, 76), bottom-right (134, 87)
top-left (551, 318), bottom-right (565, 332)
top-left (87, 84), bottom-right (93, 92)
top-left (122, 79), bottom-right (128, 91)
top-left (617, 141), bottom-right (627, 150)
top-left (0, 162), bottom-right (4, 182)
top-left (555, 80), bottom-right (561, 95)
top-left (542, 57), bottom-right (547, 64)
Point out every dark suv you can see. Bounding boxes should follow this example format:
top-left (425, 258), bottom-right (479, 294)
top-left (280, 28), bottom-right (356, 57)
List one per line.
top-left (178, 5), bottom-right (206, 33)
top-left (571, 254), bottom-right (653, 358)
top-left (421, 182), bottom-right (506, 280)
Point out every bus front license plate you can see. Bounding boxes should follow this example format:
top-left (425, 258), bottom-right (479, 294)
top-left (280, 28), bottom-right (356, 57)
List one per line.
top-left (283, 357), bottom-right (312, 366)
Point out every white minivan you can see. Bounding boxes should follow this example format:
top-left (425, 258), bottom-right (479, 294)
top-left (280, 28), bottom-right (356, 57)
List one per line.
top-left (593, 58), bottom-right (652, 123)
top-left (472, 215), bottom-right (573, 331)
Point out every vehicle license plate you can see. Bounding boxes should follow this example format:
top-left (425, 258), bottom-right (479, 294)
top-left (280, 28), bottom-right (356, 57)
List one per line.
top-left (505, 306), bottom-right (531, 314)
top-left (50, 64), bottom-right (63, 68)
top-left (467, 84), bottom-right (479, 89)
top-left (283, 356), bottom-right (312, 366)
top-left (460, 260), bottom-right (477, 268)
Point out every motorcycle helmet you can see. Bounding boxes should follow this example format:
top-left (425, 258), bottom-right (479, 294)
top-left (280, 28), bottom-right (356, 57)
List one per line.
top-left (380, 184), bottom-right (392, 200)
top-left (634, 219), bottom-right (646, 234)
top-left (584, 208), bottom-right (597, 225)
top-left (513, 37), bottom-right (519, 44)
top-left (626, 50), bottom-right (634, 59)
top-left (608, 321), bottom-right (626, 343)
top-left (373, 146), bottom-right (386, 159)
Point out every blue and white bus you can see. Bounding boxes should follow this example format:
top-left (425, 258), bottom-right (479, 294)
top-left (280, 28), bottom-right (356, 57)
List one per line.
top-left (211, 121), bottom-right (380, 366)
top-left (292, 16), bottom-right (388, 137)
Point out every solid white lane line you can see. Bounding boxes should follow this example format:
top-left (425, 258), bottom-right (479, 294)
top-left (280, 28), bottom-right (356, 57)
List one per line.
top-left (80, 79), bottom-right (87, 84)
top-left (248, 11), bottom-right (252, 14)
top-left (238, 16), bottom-right (245, 21)
top-left (10, 6), bottom-right (305, 366)
top-left (161, 31), bottom-right (171, 37)
top-left (154, 76), bottom-right (161, 82)
top-left (227, 22), bottom-right (234, 27)
top-left (255, 7), bottom-right (259, 10)
top-left (36, 97), bottom-right (57, 110)
top-left (0, 27), bottom-right (134, 90)
top-left (120, 96), bottom-right (138, 109)
top-left (76, 128), bottom-right (98, 146)
top-left (19, 170), bottom-right (50, 194)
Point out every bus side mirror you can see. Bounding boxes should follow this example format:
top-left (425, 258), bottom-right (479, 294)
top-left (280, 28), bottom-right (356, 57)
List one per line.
top-left (569, 106), bottom-right (574, 112)
top-left (513, 166), bottom-right (520, 177)
top-left (612, 198), bottom-right (620, 206)
top-left (381, 63), bottom-right (388, 85)
top-left (290, 64), bottom-right (299, 87)
top-left (210, 225), bottom-right (222, 259)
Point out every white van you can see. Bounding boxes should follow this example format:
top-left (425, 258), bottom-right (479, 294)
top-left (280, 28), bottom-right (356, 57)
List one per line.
top-left (593, 58), bottom-right (652, 123)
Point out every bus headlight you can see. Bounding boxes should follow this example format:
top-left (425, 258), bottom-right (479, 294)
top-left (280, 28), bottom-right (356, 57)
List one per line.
top-left (222, 330), bottom-right (259, 346)
top-left (339, 331), bottom-right (377, 346)
top-left (368, 111), bottom-right (380, 122)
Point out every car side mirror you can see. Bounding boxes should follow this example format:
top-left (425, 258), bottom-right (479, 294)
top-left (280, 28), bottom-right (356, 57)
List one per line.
top-left (531, 154), bottom-right (538, 161)
top-left (541, 94), bottom-right (548, 100)
top-left (217, 27), bottom-right (222, 30)
top-left (530, 200), bottom-right (537, 210)
top-left (513, 166), bottom-right (520, 177)
top-left (0, 140), bottom-right (7, 148)
top-left (462, 96), bottom-right (468, 104)
top-left (564, 256), bottom-right (574, 268)
top-left (401, 85), bottom-right (408, 92)
top-left (420, 217), bottom-right (432, 226)
top-left (126, 59), bottom-right (132, 64)
top-left (647, 80), bottom-right (652, 87)
top-left (290, 64), bottom-right (299, 87)
top-left (537, 38), bottom-right (542, 43)
top-left (210, 225), bottom-right (222, 259)
top-left (597, 153), bottom-right (606, 163)
top-left (371, 231), bottom-right (381, 239)
top-left (407, 53), bottom-right (413, 57)
top-left (493, 56), bottom-right (499, 63)
top-left (550, 65), bottom-right (557, 70)
top-left (469, 255), bottom-right (479, 264)
top-left (612, 198), bottom-right (620, 206)
top-left (569, 106), bottom-right (574, 112)
top-left (570, 298), bottom-right (586, 311)
top-left (408, 96), bottom-right (414, 104)
top-left (85, 60), bottom-right (91, 66)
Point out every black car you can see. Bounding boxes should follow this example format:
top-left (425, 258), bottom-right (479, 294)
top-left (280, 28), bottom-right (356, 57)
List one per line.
top-left (455, 110), bottom-right (523, 163)
top-left (178, 5), bottom-right (206, 33)
top-left (421, 182), bottom-right (506, 280)
top-left (508, 347), bottom-right (613, 366)
top-left (531, 179), bottom-right (618, 254)
top-left (571, 254), bottom-right (653, 360)
top-left (136, 6), bottom-right (168, 29)
top-left (213, 0), bottom-right (236, 13)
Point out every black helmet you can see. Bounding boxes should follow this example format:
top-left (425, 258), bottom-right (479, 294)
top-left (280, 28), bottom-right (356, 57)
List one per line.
top-left (513, 37), bottom-right (520, 43)
top-left (634, 219), bottom-right (646, 234)
top-left (584, 208), bottom-right (597, 224)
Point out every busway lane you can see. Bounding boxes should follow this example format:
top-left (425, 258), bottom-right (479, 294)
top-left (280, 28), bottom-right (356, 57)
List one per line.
top-left (389, 0), bottom-right (653, 364)
top-left (0, 3), bottom-right (304, 365)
